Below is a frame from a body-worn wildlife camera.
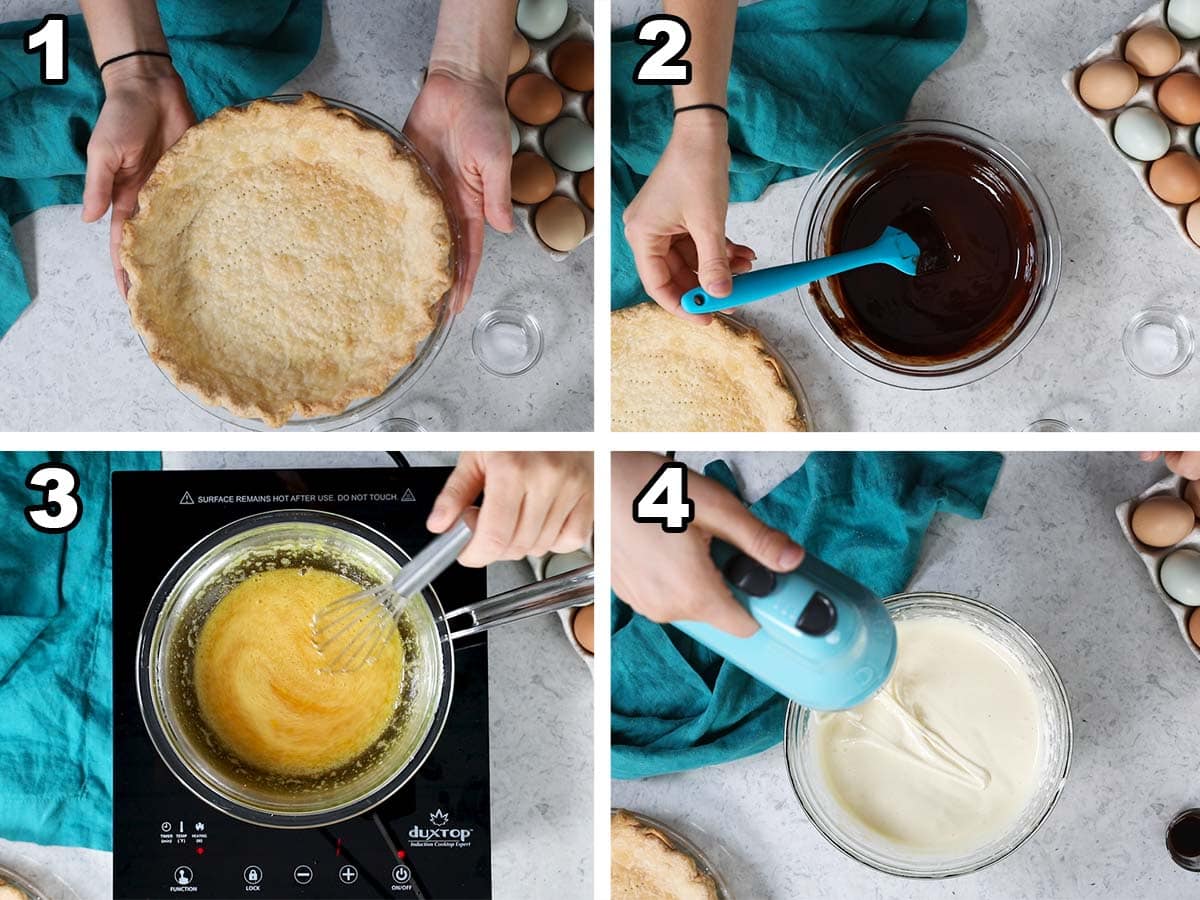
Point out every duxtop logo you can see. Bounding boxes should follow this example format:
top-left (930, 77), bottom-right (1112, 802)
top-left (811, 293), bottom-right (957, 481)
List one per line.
top-left (409, 808), bottom-right (473, 847)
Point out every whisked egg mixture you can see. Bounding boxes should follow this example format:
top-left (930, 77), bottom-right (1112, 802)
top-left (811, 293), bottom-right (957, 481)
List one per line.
top-left (193, 567), bottom-right (404, 777)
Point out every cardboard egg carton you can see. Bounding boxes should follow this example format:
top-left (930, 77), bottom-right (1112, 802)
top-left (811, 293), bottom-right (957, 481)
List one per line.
top-left (509, 5), bottom-right (594, 260)
top-left (1115, 471), bottom-right (1200, 663)
top-left (1064, 1), bottom-right (1200, 250)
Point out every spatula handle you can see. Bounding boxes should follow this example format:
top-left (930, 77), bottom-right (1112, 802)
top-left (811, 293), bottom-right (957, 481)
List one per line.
top-left (680, 244), bottom-right (887, 314)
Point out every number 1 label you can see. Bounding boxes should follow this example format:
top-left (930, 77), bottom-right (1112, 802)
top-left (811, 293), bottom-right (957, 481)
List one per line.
top-left (24, 14), bottom-right (69, 85)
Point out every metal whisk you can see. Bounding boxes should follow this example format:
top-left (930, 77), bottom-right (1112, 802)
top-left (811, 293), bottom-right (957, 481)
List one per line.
top-left (313, 520), bottom-right (474, 673)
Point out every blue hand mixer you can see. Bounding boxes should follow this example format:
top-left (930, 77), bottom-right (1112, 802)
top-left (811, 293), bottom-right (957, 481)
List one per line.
top-left (672, 544), bottom-right (898, 710)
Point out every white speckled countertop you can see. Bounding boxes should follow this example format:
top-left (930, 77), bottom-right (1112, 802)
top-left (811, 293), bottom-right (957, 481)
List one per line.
top-left (0, 1), bottom-right (593, 432)
top-left (611, 450), bottom-right (1200, 899)
top-left (612, 0), bottom-right (1200, 431)
top-left (155, 452), bottom-right (594, 900)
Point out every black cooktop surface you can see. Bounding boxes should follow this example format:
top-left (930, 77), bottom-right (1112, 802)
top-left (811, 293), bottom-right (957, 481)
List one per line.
top-left (112, 467), bottom-right (490, 900)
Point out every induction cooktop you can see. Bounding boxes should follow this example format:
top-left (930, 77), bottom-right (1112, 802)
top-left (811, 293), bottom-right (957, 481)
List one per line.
top-left (112, 466), bottom-right (491, 899)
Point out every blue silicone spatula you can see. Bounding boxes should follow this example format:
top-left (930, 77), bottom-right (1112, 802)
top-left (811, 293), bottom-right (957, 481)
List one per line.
top-left (681, 220), bottom-right (952, 315)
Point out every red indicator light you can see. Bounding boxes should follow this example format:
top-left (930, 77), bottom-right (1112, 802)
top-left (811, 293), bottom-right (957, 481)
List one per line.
top-left (195, 847), bottom-right (204, 856)
top-left (395, 850), bottom-right (405, 859)
top-left (335, 838), bottom-right (342, 856)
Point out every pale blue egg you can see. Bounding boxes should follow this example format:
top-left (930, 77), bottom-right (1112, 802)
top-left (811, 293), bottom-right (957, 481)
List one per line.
top-left (517, 0), bottom-right (568, 41)
top-left (1114, 107), bottom-right (1172, 161)
top-left (1169, 0), bottom-right (1200, 40)
top-left (543, 117), bottom-right (594, 172)
top-left (1161, 547), bottom-right (1200, 606)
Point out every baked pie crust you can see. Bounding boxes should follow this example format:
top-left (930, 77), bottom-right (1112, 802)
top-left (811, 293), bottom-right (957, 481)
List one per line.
top-left (611, 303), bottom-right (807, 432)
top-left (121, 92), bottom-right (454, 427)
top-left (611, 810), bottom-right (720, 900)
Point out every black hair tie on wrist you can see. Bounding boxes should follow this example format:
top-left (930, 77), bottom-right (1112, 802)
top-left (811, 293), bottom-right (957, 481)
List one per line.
top-left (98, 49), bottom-right (173, 75)
top-left (673, 103), bottom-right (730, 119)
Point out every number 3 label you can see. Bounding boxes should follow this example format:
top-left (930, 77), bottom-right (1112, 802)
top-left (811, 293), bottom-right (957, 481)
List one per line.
top-left (633, 462), bottom-right (694, 533)
top-left (25, 463), bottom-right (82, 533)
top-left (633, 15), bottom-right (692, 85)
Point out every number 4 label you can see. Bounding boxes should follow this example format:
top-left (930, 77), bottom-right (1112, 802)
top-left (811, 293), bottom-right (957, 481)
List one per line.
top-left (633, 461), bottom-right (694, 533)
top-left (25, 462), bottom-right (83, 534)
top-left (24, 14), bottom-right (69, 86)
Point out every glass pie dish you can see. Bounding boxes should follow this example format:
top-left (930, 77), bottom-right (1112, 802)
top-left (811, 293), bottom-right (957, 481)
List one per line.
top-left (0, 857), bottom-right (81, 900)
top-left (721, 315), bottom-right (818, 432)
top-left (784, 592), bottom-right (1072, 878)
top-left (611, 809), bottom-right (734, 900)
top-left (131, 94), bottom-right (464, 431)
top-left (793, 120), bottom-right (1061, 390)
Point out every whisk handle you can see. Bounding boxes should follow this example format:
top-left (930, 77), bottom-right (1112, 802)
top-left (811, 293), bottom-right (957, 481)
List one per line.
top-left (447, 564), bottom-right (594, 640)
top-left (389, 519), bottom-right (473, 599)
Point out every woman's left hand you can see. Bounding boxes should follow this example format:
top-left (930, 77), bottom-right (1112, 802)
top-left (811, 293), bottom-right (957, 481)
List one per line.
top-left (405, 70), bottom-right (514, 308)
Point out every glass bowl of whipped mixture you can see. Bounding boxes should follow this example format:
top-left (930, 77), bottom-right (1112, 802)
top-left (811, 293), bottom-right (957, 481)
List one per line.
top-left (784, 592), bottom-right (1072, 877)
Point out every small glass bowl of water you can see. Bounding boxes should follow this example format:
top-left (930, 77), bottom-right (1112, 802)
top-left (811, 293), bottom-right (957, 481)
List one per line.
top-left (1122, 307), bottom-right (1195, 378)
top-left (472, 308), bottom-right (544, 377)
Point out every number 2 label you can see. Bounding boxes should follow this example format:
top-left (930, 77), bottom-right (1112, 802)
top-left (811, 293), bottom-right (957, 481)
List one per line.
top-left (633, 15), bottom-right (692, 85)
top-left (24, 14), bottom-right (69, 86)
top-left (25, 463), bottom-right (82, 533)
top-left (633, 461), bottom-right (694, 533)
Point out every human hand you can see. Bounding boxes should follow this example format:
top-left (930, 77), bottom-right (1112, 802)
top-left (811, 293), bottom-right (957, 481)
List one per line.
top-left (427, 451), bottom-right (593, 567)
top-left (82, 56), bottom-right (195, 297)
top-left (1141, 451), bottom-right (1200, 480)
top-left (404, 70), bottom-right (514, 309)
top-left (612, 452), bottom-right (804, 637)
top-left (622, 113), bottom-right (756, 323)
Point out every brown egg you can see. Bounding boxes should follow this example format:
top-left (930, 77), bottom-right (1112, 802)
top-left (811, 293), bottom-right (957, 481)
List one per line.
top-left (507, 73), bottom-right (562, 126)
top-left (1187, 202), bottom-right (1200, 246)
top-left (550, 39), bottom-right (593, 93)
top-left (1159, 72), bottom-right (1200, 124)
top-left (578, 169), bottom-right (594, 209)
top-left (572, 605), bottom-right (594, 654)
top-left (510, 151), bottom-right (556, 205)
top-left (1125, 25), bottom-right (1181, 77)
top-left (1190, 607), bottom-right (1200, 650)
top-left (1186, 480), bottom-right (1200, 516)
top-left (1149, 151), bottom-right (1200, 204)
top-left (508, 30), bottom-right (530, 75)
top-left (535, 195), bottom-right (586, 252)
top-left (1079, 58), bottom-right (1140, 110)
top-left (1131, 494), bottom-right (1196, 547)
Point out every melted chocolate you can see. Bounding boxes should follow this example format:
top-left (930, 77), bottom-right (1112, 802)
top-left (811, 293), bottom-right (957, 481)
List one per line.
top-left (817, 138), bottom-right (1039, 362)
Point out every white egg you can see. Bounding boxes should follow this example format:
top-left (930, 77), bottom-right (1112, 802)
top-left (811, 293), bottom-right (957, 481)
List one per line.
top-left (517, 0), bottom-right (568, 41)
top-left (543, 117), bottom-right (594, 172)
top-left (1169, 0), bottom-right (1200, 40)
top-left (1161, 548), bottom-right (1200, 606)
top-left (1114, 107), bottom-right (1172, 161)
top-left (510, 117), bottom-right (520, 154)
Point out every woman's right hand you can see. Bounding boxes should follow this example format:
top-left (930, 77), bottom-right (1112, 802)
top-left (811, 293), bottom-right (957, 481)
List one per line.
top-left (622, 112), bottom-right (755, 323)
top-left (612, 452), bottom-right (804, 637)
top-left (82, 56), bottom-right (195, 297)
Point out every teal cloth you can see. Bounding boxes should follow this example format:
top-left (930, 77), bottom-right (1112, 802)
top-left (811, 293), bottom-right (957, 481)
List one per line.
top-left (611, 0), bottom-right (968, 309)
top-left (0, 452), bottom-right (160, 850)
top-left (0, 0), bottom-right (324, 335)
top-left (612, 451), bottom-right (1003, 780)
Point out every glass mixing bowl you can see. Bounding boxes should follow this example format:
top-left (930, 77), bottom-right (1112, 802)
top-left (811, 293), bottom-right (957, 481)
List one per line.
top-left (794, 121), bottom-right (1061, 389)
top-left (784, 592), bottom-right (1072, 878)
top-left (135, 94), bottom-right (464, 432)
